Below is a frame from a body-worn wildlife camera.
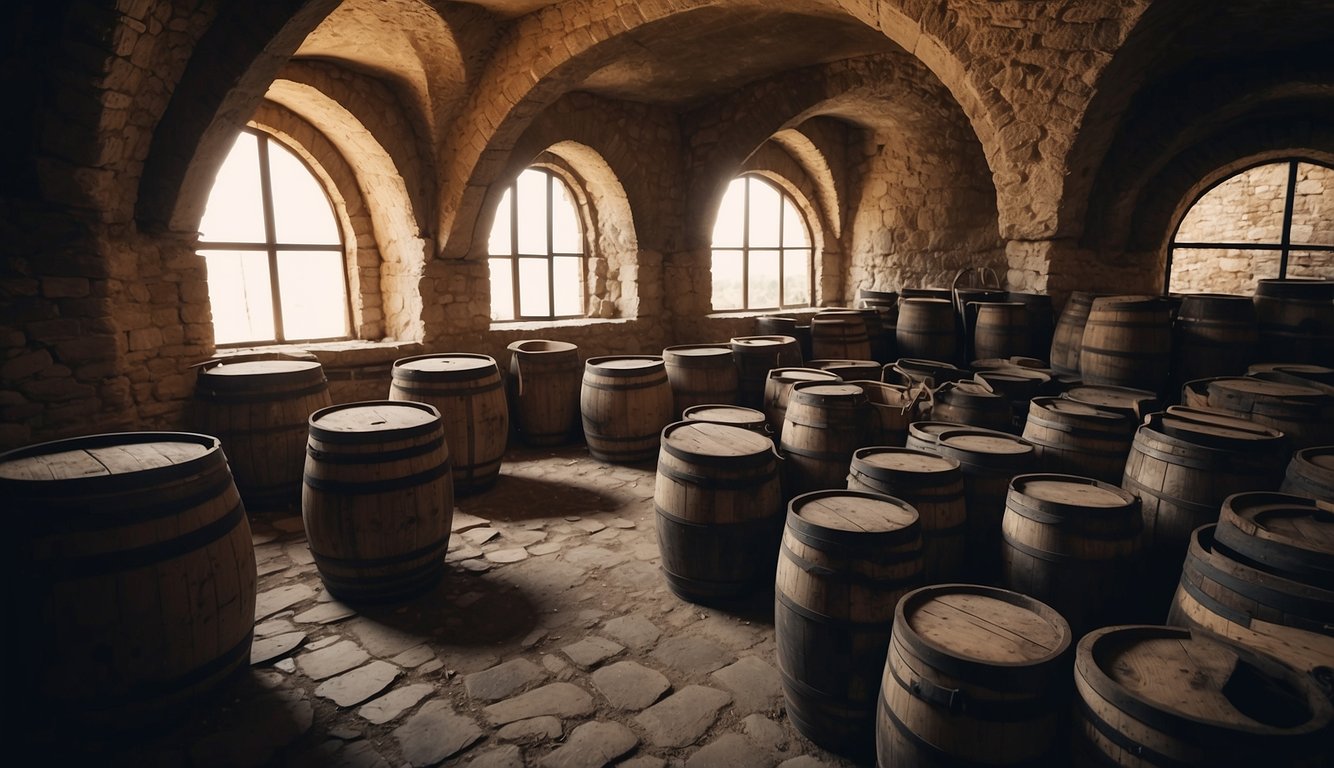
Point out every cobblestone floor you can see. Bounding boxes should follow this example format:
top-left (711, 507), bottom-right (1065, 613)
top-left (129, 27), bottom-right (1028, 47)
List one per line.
top-left (41, 443), bottom-right (863, 768)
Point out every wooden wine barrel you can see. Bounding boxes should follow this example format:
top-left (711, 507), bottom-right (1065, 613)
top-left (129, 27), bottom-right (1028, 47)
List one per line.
top-left (1022, 396), bottom-right (1136, 484)
top-left (877, 585), bottom-right (1072, 767)
top-left (682, 403), bottom-right (770, 433)
top-left (192, 353), bottom-right (331, 508)
top-left (896, 298), bottom-right (958, 364)
top-left (1062, 383), bottom-right (1161, 420)
top-left (1080, 295), bottom-right (1175, 396)
top-left (755, 316), bottom-right (812, 361)
top-left (1205, 376), bottom-right (1334, 450)
top-left (973, 367), bottom-right (1051, 419)
top-left (1172, 293), bottom-right (1259, 386)
top-left (1007, 291), bottom-right (1055, 360)
top-left (507, 339), bottom-right (582, 446)
top-left (1001, 473), bottom-right (1144, 635)
top-left (971, 301), bottom-right (1030, 362)
top-left (811, 310), bottom-right (873, 360)
top-left (580, 356), bottom-right (675, 464)
top-left (931, 380), bottom-right (1015, 434)
top-left (1214, 491), bottom-right (1333, 589)
top-left (1253, 278), bottom-right (1334, 366)
top-left (887, 357), bottom-right (967, 388)
top-left (805, 358), bottom-right (882, 381)
top-left (731, 335), bottom-right (803, 410)
top-left (2, 432), bottom-right (258, 731)
top-left (654, 421), bottom-right (783, 603)
top-left (761, 367), bottom-right (841, 443)
top-left (1282, 445), bottom-right (1334, 505)
top-left (1073, 624), bottom-right (1332, 767)
top-left (662, 344), bottom-right (740, 416)
top-left (777, 490), bottom-right (924, 758)
top-left (849, 380), bottom-right (923, 447)
top-left (389, 353), bottom-right (508, 493)
top-left (847, 447), bottom-right (966, 581)
top-left (1050, 291), bottom-right (1098, 376)
top-left (303, 401), bottom-right (454, 602)
top-left (779, 382), bottom-right (870, 496)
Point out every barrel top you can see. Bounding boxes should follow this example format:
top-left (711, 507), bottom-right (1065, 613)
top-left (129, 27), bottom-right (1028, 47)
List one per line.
top-left (769, 367), bottom-right (840, 383)
top-left (0, 433), bottom-right (213, 481)
top-left (900, 585), bottom-right (1069, 666)
top-left (938, 431), bottom-right (1033, 456)
top-left (900, 297), bottom-right (952, 306)
top-left (1032, 397), bottom-right (1120, 420)
top-left (1011, 474), bottom-right (1134, 508)
top-left (1163, 405), bottom-right (1279, 436)
top-left (1064, 385), bottom-right (1157, 410)
top-left (1303, 446), bottom-right (1334, 470)
top-left (1208, 377), bottom-right (1322, 398)
top-left (395, 354), bottom-right (496, 375)
top-left (808, 359), bottom-right (877, 369)
top-left (200, 359), bottom-right (320, 377)
top-left (662, 421), bottom-right (772, 457)
top-left (908, 421), bottom-right (965, 439)
top-left (730, 335), bottom-right (797, 348)
top-left (508, 339), bottom-right (577, 354)
top-left (792, 492), bottom-right (918, 533)
top-left (683, 405), bottom-right (767, 425)
top-left (855, 447), bottom-right (957, 474)
top-left (1221, 492), bottom-right (1333, 554)
top-left (310, 402), bottom-right (438, 433)
top-left (791, 382), bottom-right (864, 399)
top-left (663, 344), bottom-right (732, 358)
top-left (586, 356), bottom-right (664, 372)
top-left (1158, 413), bottom-right (1284, 443)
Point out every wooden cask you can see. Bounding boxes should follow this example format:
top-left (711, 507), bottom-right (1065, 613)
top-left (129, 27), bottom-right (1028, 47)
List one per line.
top-left (776, 490), bottom-right (924, 758)
top-left (303, 401), bottom-right (454, 602)
top-left (805, 358), bottom-right (882, 381)
top-left (731, 335), bottom-right (803, 409)
top-left (761, 366), bottom-right (841, 443)
top-left (1022, 396), bottom-right (1136, 484)
top-left (1007, 291), bottom-right (1055, 360)
top-left (1062, 383), bottom-right (1161, 420)
top-left (507, 339), bottom-right (582, 446)
top-left (849, 380), bottom-right (924, 447)
top-left (974, 367), bottom-right (1052, 431)
top-left (811, 310), bottom-right (872, 360)
top-left (1073, 625), bottom-right (1333, 767)
top-left (1205, 376), bottom-right (1334, 450)
top-left (1213, 491), bottom-right (1333, 589)
top-left (581, 356), bottom-right (675, 463)
top-left (931, 380), bottom-right (1015, 434)
top-left (1050, 291), bottom-right (1098, 376)
top-left (897, 298), bottom-right (958, 364)
top-left (2, 432), bottom-right (257, 730)
top-left (654, 421), bottom-right (782, 603)
top-left (1253, 277), bottom-right (1334, 365)
top-left (779, 382), bottom-right (870, 496)
top-left (682, 403), bottom-right (770, 433)
top-left (389, 353), bottom-right (508, 493)
top-left (1281, 445), bottom-right (1334, 505)
top-left (662, 344), bottom-right (740, 416)
top-left (877, 585), bottom-right (1072, 767)
top-left (971, 301), bottom-right (1030, 362)
top-left (903, 420), bottom-right (969, 453)
top-left (847, 447), bottom-right (966, 581)
top-left (1080, 296), bottom-right (1175, 396)
top-left (1172, 293), bottom-right (1259, 386)
top-left (192, 354), bottom-right (331, 508)
top-left (755, 315), bottom-right (812, 361)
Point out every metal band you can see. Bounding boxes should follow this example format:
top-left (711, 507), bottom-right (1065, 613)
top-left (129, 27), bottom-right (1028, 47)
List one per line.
top-left (775, 587), bottom-right (896, 631)
top-left (303, 459), bottom-right (452, 495)
top-left (655, 463), bottom-right (775, 492)
top-left (307, 437), bottom-right (445, 465)
top-left (312, 533), bottom-right (449, 569)
top-left (46, 500), bottom-right (247, 580)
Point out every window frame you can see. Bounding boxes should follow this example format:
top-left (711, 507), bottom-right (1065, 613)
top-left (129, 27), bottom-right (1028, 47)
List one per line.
top-left (487, 166), bottom-right (589, 322)
top-left (711, 173), bottom-right (816, 312)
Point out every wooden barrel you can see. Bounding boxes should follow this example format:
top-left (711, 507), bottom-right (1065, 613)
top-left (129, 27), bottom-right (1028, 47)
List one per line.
top-left (1007, 291), bottom-right (1055, 360)
top-left (1253, 278), bottom-right (1334, 365)
top-left (1022, 396), bottom-right (1136, 484)
top-left (192, 354), bottom-right (331, 508)
top-left (580, 356), bottom-right (675, 464)
top-left (1205, 376), bottom-right (1334, 450)
top-left (1282, 445), bottom-right (1334, 505)
top-left (931, 380), bottom-right (1015, 433)
top-left (974, 367), bottom-right (1050, 407)
top-left (903, 420), bottom-right (971, 453)
top-left (303, 401), bottom-right (454, 602)
top-left (811, 311), bottom-right (872, 360)
top-left (897, 298), bottom-right (958, 364)
top-left (849, 380), bottom-right (923, 447)
top-left (1214, 491), bottom-right (1333, 589)
top-left (654, 421), bottom-right (783, 603)
top-left (1062, 383), bottom-right (1161, 420)
top-left (848, 447), bottom-right (966, 581)
top-left (887, 357), bottom-right (967, 388)
top-left (1050, 291), bottom-right (1098, 376)
top-left (805, 358), bottom-right (882, 381)
top-left (779, 382), bottom-right (870, 496)
top-left (858, 288), bottom-right (900, 311)
top-left (1001, 473), bottom-right (1144, 635)
top-left (662, 344), bottom-right (740, 416)
top-left (2, 432), bottom-right (258, 731)
top-left (776, 490), bottom-right (924, 758)
top-left (756, 315), bottom-right (813, 361)
top-left (682, 403), bottom-right (770, 433)
top-left (1249, 362), bottom-right (1334, 387)
top-left (389, 353), bottom-right (508, 493)
top-left (731, 335), bottom-right (803, 410)
top-left (1073, 624), bottom-right (1332, 768)
top-left (1172, 293), bottom-right (1259, 386)
top-left (877, 584), bottom-right (1072, 768)
top-left (762, 367), bottom-right (841, 443)
top-left (828, 306), bottom-right (895, 363)
top-left (507, 339), bottom-right (581, 446)
top-left (900, 287), bottom-right (953, 301)
top-left (1080, 295), bottom-right (1175, 396)
top-left (971, 301), bottom-right (1030, 362)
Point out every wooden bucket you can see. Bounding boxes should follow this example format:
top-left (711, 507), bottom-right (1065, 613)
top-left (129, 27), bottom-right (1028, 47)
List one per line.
top-left (507, 339), bottom-right (581, 446)
top-left (762, 367), bottom-right (841, 443)
top-left (1007, 291), bottom-right (1055, 360)
top-left (1022, 396), bottom-right (1136, 484)
top-left (1205, 376), bottom-right (1334, 450)
top-left (1001, 473), bottom-right (1144, 635)
top-left (1172, 293), bottom-right (1259, 386)
top-left (2, 431), bottom-right (257, 730)
top-left (805, 358), bottom-right (882, 381)
top-left (581, 356), bottom-right (675, 464)
top-left (303, 401), bottom-right (454, 602)
top-left (896, 298), bottom-right (958, 364)
top-left (1253, 278), bottom-right (1334, 366)
top-left (848, 380), bottom-right (923, 447)
top-left (1282, 445), bottom-right (1334, 506)
top-left (731, 335), bottom-right (803, 410)
top-left (1213, 491), bottom-right (1333, 589)
top-left (389, 353), bottom-right (508, 493)
top-left (192, 354), bottom-right (331, 508)
top-left (931, 380), bottom-right (1015, 434)
top-left (812, 310), bottom-right (873, 360)
top-left (776, 490), bottom-right (924, 758)
top-left (1080, 295), bottom-right (1175, 396)
top-left (848, 447), bottom-right (966, 581)
top-left (1073, 624), bottom-right (1332, 767)
top-left (662, 343), bottom-right (740, 417)
top-left (971, 301), bottom-right (1030, 362)
top-left (779, 381), bottom-right (870, 496)
top-left (1061, 383), bottom-right (1161, 420)
top-left (877, 584), bottom-right (1072, 767)
top-left (654, 422), bottom-right (782, 603)
top-left (1050, 291), bottom-right (1098, 375)
top-left (682, 403), bottom-right (770, 433)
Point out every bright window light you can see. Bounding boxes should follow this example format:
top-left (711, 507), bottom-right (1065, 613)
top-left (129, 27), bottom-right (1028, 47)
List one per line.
top-left (488, 167), bottom-right (586, 321)
top-left (710, 175), bottom-right (814, 310)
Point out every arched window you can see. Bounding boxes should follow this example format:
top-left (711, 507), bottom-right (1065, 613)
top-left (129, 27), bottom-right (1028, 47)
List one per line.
top-left (488, 167), bottom-right (586, 321)
top-left (1167, 159), bottom-right (1334, 294)
top-left (198, 129), bottom-right (350, 345)
top-left (711, 175), bottom-right (814, 311)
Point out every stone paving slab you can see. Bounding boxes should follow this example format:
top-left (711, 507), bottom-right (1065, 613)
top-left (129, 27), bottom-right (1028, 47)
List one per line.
top-left (315, 660), bottom-right (401, 708)
top-left (297, 640), bottom-right (369, 681)
top-left (634, 685), bottom-right (732, 748)
top-left (255, 584), bottom-right (315, 620)
top-left (464, 657), bottom-right (546, 701)
top-left (496, 715), bottom-right (563, 742)
top-left (687, 734), bottom-right (778, 768)
top-left (538, 721), bottom-right (638, 768)
top-left (484, 682), bottom-right (596, 725)
top-left (393, 699), bottom-right (483, 767)
top-left (710, 655), bottom-right (783, 713)
top-left (561, 636), bottom-right (624, 669)
top-left (461, 744), bottom-right (525, 767)
top-left (250, 631), bottom-right (306, 665)
top-left (590, 660), bottom-right (671, 710)
top-left (650, 635), bottom-right (737, 675)
top-left (294, 601), bottom-right (356, 624)
top-left (357, 682), bottom-right (434, 725)
top-left (600, 613), bottom-right (662, 650)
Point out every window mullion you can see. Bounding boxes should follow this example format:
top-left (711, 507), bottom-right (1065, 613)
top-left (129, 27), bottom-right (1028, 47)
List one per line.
top-left (547, 173), bottom-right (556, 319)
top-left (510, 182), bottom-right (521, 320)
top-left (742, 177), bottom-right (750, 310)
top-left (1279, 159), bottom-right (1298, 278)
top-left (257, 134), bottom-right (284, 342)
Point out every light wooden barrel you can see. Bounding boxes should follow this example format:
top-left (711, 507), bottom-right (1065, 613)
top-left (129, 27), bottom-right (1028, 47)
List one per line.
top-left (897, 298), bottom-right (958, 363)
top-left (776, 490), bottom-right (924, 758)
top-left (887, 357), bottom-right (967, 388)
top-left (507, 339), bottom-right (581, 446)
top-left (581, 356), bottom-right (675, 464)
top-left (303, 401), bottom-right (454, 602)
top-left (877, 584), bottom-right (1072, 768)
top-left (654, 422), bottom-right (782, 603)
top-left (1062, 383), bottom-right (1161, 420)
top-left (2, 432), bottom-right (257, 730)
top-left (848, 447), bottom-right (966, 581)
top-left (1213, 491), bottom-right (1333, 589)
top-left (1080, 296), bottom-right (1175, 396)
top-left (682, 404), bottom-right (770, 433)
top-left (1253, 278), bottom-right (1334, 365)
top-left (1282, 445), bottom-right (1334, 505)
top-left (662, 344), bottom-right (740, 416)
top-left (779, 382), bottom-right (870, 496)
top-left (1205, 376), bottom-right (1334, 450)
top-left (806, 358), bottom-right (882, 381)
top-left (931, 380), bottom-right (1015, 434)
top-left (762, 367), bottom-right (841, 443)
top-left (1172, 293), bottom-right (1259, 386)
top-left (1022, 396), bottom-right (1136, 484)
top-left (1007, 291), bottom-right (1055, 360)
top-left (1050, 291), bottom-right (1098, 375)
top-left (812, 311), bottom-right (872, 360)
top-left (849, 380), bottom-right (922, 447)
top-left (1001, 473), bottom-right (1144, 635)
top-left (971, 301), bottom-right (1030, 362)
top-left (389, 353), bottom-right (508, 493)
top-left (1073, 624), bottom-right (1333, 767)
top-left (192, 354), bottom-right (331, 508)
top-left (731, 335), bottom-right (804, 410)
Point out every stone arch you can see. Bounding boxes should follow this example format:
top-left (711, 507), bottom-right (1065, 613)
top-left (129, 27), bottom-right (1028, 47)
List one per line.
top-left (771, 128), bottom-right (842, 241)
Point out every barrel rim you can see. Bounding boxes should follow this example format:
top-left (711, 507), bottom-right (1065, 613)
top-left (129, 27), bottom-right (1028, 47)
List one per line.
top-left (682, 403), bottom-right (768, 426)
top-left (765, 367), bottom-right (842, 385)
top-left (788, 380), bottom-right (866, 400)
top-left (662, 343), bottom-right (734, 359)
top-left (785, 488), bottom-right (921, 546)
top-left (584, 355), bottom-right (666, 375)
top-left (660, 420), bottom-right (775, 465)
top-left (391, 353), bottom-right (500, 381)
top-left (0, 431), bottom-right (226, 490)
top-left (851, 446), bottom-right (961, 476)
top-left (1007, 472), bottom-right (1139, 516)
top-left (894, 583), bottom-right (1072, 675)
top-left (194, 355), bottom-right (326, 394)
top-left (729, 335), bottom-right (799, 348)
top-left (507, 338), bottom-right (578, 355)
top-left (308, 400), bottom-right (443, 443)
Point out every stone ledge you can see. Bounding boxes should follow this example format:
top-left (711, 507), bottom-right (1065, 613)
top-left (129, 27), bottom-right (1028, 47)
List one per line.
top-left (487, 317), bottom-right (636, 332)
top-left (215, 340), bottom-right (427, 369)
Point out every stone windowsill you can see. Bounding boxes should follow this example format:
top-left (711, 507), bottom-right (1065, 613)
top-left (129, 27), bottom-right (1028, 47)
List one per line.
top-left (214, 339), bottom-right (426, 370)
top-left (487, 316), bottom-right (636, 332)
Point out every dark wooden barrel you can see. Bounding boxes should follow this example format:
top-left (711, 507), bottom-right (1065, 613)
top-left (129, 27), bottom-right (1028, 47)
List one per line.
top-left (931, 380), bottom-right (1015, 434)
top-left (878, 584), bottom-right (1072, 768)
top-left (848, 447), bottom-right (966, 581)
top-left (1253, 278), bottom-right (1334, 366)
top-left (971, 301), bottom-right (1030, 362)
top-left (682, 403), bottom-right (770, 433)
top-left (654, 421), bottom-right (783, 604)
top-left (777, 490), bottom-right (924, 759)
top-left (1001, 473), bottom-right (1144, 635)
top-left (1205, 376), bottom-right (1334, 450)
top-left (973, 367), bottom-right (1052, 427)
top-left (811, 311), bottom-right (872, 360)
top-left (805, 358), bottom-right (882, 381)
top-left (1214, 491), bottom-right (1334, 589)
top-left (1249, 362), bottom-right (1334, 387)
top-left (756, 316), bottom-right (813, 361)
top-left (192, 353), bottom-right (331, 508)
top-left (849, 380), bottom-right (923, 447)
top-left (2, 432), bottom-right (258, 731)
top-left (762, 367), bottom-right (841, 443)
top-left (662, 344), bottom-right (740, 416)
top-left (896, 298), bottom-right (958, 364)
top-left (779, 382), bottom-right (870, 496)
top-left (1080, 295), bottom-right (1175, 396)
top-left (1007, 291), bottom-right (1055, 360)
top-left (887, 357), bottom-right (967, 388)
top-left (1050, 291), bottom-right (1098, 376)
top-left (580, 356), bottom-right (675, 463)
top-left (303, 401), bottom-right (454, 602)
top-left (507, 339), bottom-right (582, 446)
top-left (731, 335), bottom-right (803, 410)
top-left (1062, 383), bottom-right (1161, 420)
top-left (1282, 445), bottom-right (1334, 505)
top-left (1022, 396), bottom-right (1136, 484)
top-left (1073, 625), bottom-right (1333, 768)
top-left (827, 306), bottom-right (895, 363)
top-left (389, 353), bottom-right (508, 493)
top-left (1172, 293), bottom-right (1259, 386)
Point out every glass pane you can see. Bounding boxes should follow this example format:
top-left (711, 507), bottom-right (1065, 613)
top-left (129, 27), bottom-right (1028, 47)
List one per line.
top-left (269, 139), bottom-right (340, 245)
top-left (201, 249), bottom-right (275, 343)
top-left (1290, 163), bottom-right (1334, 246)
top-left (747, 178), bottom-right (782, 248)
top-left (783, 248), bottom-right (812, 306)
top-left (199, 133), bottom-right (266, 243)
top-left (1286, 250), bottom-right (1334, 280)
top-left (711, 179), bottom-right (746, 247)
top-left (551, 178), bottom-right (583, 254)
top-left (489, 189), bottom-right (513, 255)
top-left (489, 258), bottom-right (515, 321)
top-left (276, 250), bottom-right (348, 340)
top-left (711, 249), bottom-right (744, 310)
top-left (782, 197), bottom-right (810, 247)
top-left (749, 249), bottom-right (780, 309)
top-left (1169, 247), bottom-right (1282, 295)
top-left (518, 257), bottom-right (551, 317)
top-left (553, 256), bottom-right (584, 316)
top-left (1176, 163), bottom-right (1287, 244)
top-left (516, 169), bottom-right (548, 255)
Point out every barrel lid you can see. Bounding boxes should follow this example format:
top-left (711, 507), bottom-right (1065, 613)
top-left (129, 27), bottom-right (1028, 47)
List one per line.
top-left (508, 339), bottom-right (577, 354)
top-left (897, 584), bottom-right (1070, 667)
top-left (662, 344), bottom-right (732, 359)
top-left (939, 381), bottom-right (1002, 399)
top-left (853, 447), bottom-right (958, 475)
top-left (1208, 377), bottom-right (1324, 401)
top-left (199, 359), bottom-right (320, 377)
top-left (974, 300), bottom-right (1026, 311)
top-left (1156, 412), bottom-right (1285, 444)
top-left (309, 400), bottom-right (440, 437)
top-left (1248, 363), bottom-right (1334, 386)
top-left (900, 297), bottom-right (952, 306)
top-left (767, 367), bottom-right (841, 384)
top-left (1163, 405), bottom-right (1278, 436)
top-left (1255, 277), bottom-right (1334, 300)
top-left (1089, 294), bottom-right (1168, 311)
top-left (586, 355), bottom-right (665, 374)
top-left (1295, 445), bottom-right (1334, 471)
top-left (1063, 385), bottom-right (1159, 415)
top-left (1031, 396), bottom-right (1121, 420)
top-left (1215, 491), bottom-right (1333, 584)
top-left (393, 353), bottom-right (497, 379)
top-left (807, 359), bottom-right (878, 369)
top-left (730, 335), bottom-right (797, 348)
top-left (682, 404), bottom-right (767, 427)
top-left (0, 431), bottom-right (219, 482)
top-left (975, 368), bottom-right (1050, 386)
top-left (790, 490), bottom-right (918, 533)
top-left (907, 420), bottom-right (966, 443)
top-left (661, 421), bottom-right (772, 459)
top-left (1010, 474), bottom-right (1136, 509)
top-left (937, 430), bottom-right (1033, 457)
top-left (790, 382), bottom-right (864, 399)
